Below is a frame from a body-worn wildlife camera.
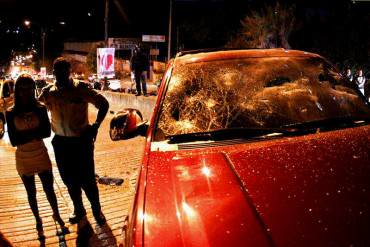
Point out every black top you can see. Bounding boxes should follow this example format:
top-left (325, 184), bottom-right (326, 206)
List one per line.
top-left (130, 50), bottom-right (149, 72)
top-left (6, 104), bottom-right (51, 147)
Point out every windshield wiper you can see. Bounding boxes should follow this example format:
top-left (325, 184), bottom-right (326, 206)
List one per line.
top-left (167, 116), bottom-right (370, 144)
top-left (280, 115), bottom-right (370, 132)
top-left (168, 128), bottom-right (287, 144)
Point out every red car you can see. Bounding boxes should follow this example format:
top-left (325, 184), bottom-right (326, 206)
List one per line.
top-left (111, 49), bottom-right (370, 247)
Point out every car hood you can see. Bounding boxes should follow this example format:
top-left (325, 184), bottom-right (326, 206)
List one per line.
top-left (144, 126), bottom-right (370, 246)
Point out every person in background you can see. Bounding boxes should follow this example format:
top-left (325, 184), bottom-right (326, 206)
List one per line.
top-left (355, 69), bottom-right (366, 96)
top-left (130, 45), bottom-right (149, 96)
top-left (345, 68), bottom-right (353, 82)
top-left (6, 74), bottom-right (68, 241)
top-left (365, 77), bottom-right (370, 103)
top-left (38, 58), bottom-right (109, 226)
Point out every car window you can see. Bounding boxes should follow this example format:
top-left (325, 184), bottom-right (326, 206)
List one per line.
top-left (155, 56), bottom-right (370, 140)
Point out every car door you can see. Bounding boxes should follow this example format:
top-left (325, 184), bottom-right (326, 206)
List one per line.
top-left (1, 81), bottom-right (14, 113)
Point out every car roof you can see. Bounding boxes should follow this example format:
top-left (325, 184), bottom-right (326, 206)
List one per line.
top-left (174, 48), bottom-right (324, 65)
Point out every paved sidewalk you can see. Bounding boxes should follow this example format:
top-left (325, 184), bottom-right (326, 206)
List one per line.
top-left (0, 109), bottom-right (145, 246)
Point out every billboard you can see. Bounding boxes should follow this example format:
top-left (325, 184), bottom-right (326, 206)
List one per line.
top-left (142, 35), bottom-right (166, 42)
top-left (97, 48), bottom-right (115, 78)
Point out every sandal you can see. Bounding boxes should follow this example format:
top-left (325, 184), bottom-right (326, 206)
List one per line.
top-left (52, 214), bottom-right (70, 235)
top-left (36, 220), bottom-right (45, 241)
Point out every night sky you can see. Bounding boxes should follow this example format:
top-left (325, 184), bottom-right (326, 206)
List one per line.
top-left (0, 0), bottom-right (369, 67)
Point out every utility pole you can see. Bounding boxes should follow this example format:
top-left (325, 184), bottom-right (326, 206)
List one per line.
top-left (167, 0), bottom-right (172, 61)
top-left (41, 29), bottom-right (46, 66)
top-left (105, 0), bottom-right (109, 47)
top-left (176, 26), bottom-right (179, 53)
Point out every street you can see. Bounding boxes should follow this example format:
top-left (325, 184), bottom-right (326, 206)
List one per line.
top-left (0, 106), bottom-right (145, 246)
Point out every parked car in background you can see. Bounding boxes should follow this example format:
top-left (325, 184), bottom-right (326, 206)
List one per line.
top-left (107, 78), bottom-right (122, 92)
top-left (110, 49), bottom-right (370, 247)
top-left (88, 74), bottom-right (100, 89)
top-left (0, 79), bottom-right (15, 138)
top-left (93, 80), bottom-right (102, 90)
top-left (45, 74), bottom-right (54, 83)
top-left (88, 74), bottom-right (98, 82)
top-left (35, 77), bottom-right (47, 96)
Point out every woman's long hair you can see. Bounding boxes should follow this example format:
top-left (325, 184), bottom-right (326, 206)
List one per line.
top-left (13, 74), bottom-right (38, 113)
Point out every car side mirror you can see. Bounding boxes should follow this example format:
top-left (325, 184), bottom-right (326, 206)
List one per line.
top-left (109, 108), bottom-right (148, 141)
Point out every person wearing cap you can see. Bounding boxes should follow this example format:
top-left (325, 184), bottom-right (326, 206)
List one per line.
top-left (38, 57), bottom-right (109, 225)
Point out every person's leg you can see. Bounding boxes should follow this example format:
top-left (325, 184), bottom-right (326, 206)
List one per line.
top-left (20, 174), bottom-right (40, 221)
top-left (38, 170), bottom-right (70, 234)
top-left (52, 136), bottom-right (86, 220)
top-left (134, 71), bottom-right (142, 95)
top-left (38, 170), bottom-right (59, 214)
top-left (141, 72), bottom-right (147, 95)
top-left (20, 174), bottom-right (44, 239)
top-left (80, 137), bottom-right (106, 225)
top-left (38, 170), bottom-right (64, 224)
top-left (360, 88), bottom-right (365, 96)
top-left (82, 175), bottom-right (101, 216)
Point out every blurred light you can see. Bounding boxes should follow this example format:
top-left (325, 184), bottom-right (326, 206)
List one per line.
top-left (24, 20), bottom-right (30, 26)
top-left (59, 21), bottom-right (66, 25)
top-left (88, 12), bottom-right (92, 17)
top-left (182, 202), bottom-right (196, 218)
top-left (201, 166), bottom-right (211, 177)
top-left (139, 212), bottom-right (153, 223)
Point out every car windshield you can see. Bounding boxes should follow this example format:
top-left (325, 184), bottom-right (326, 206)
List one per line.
top-left (154, 56), bottom-right (370, 141)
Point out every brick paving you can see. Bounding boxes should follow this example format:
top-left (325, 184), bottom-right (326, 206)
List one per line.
top-left (0, 107), bottom-right (146, 247)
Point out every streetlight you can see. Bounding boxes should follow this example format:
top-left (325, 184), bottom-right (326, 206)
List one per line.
top-left (24, 19), bottom-right (46, 67)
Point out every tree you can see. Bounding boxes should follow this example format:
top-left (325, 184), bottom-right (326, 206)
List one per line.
top-left (227, 2), bottom-right (295, 49)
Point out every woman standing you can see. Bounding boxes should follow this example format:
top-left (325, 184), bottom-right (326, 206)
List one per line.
top-left (5, 74), bottom-right (68, 240)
